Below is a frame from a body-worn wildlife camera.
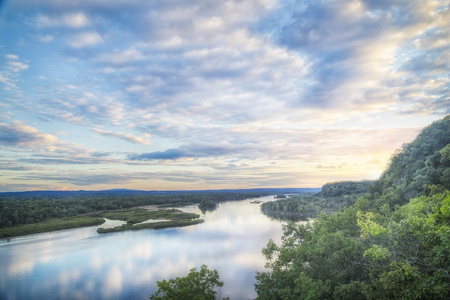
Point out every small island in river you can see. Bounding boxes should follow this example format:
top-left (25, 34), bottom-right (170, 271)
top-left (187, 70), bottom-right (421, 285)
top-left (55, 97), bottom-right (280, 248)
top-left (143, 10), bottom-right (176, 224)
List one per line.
top-left (97, 208), bottom-right (203, 234)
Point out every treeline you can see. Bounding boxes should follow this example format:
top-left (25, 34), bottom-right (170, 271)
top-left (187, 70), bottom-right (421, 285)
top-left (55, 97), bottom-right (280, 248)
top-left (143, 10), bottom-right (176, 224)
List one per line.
top-left (318, 180), bottom-right (375, 197)
top-left (0, 192), bottom-right (268, 229)
top-left (255, 115), bottom-right (450, 299)
top-left (261, 181), bottom-right (374, 219)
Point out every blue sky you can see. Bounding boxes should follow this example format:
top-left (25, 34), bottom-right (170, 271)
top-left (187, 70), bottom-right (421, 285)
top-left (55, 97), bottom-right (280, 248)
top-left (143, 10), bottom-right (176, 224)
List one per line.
top-left (0, 0), bottom-right (449, 192)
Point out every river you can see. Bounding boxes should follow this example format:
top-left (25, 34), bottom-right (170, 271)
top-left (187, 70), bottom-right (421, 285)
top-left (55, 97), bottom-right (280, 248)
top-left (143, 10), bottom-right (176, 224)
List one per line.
top-left (0, 195), bottom-right (286, 300)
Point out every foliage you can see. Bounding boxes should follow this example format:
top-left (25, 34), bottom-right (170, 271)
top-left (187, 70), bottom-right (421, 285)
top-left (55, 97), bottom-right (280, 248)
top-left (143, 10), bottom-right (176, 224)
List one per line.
top-left (255, 207), bottom-right (369, 299)
top-left (256, 192), bottom-right (450, 299)
top-left (150, 265), bottom-right (224, 300)
top-left (360, 191), bottom-right (450, 299)
top-left (261, 181), bottom-right (374, 220)
top-left (199, 199), bottom-right (218, 212)
top-left (97, 218), bottom-right (204, 234)
top-left (0, 216), bottom-right (105, 238)
top-left (319, 181), bottom-right (375, 198)
top-left (97, 208), bottom-right (203, 234)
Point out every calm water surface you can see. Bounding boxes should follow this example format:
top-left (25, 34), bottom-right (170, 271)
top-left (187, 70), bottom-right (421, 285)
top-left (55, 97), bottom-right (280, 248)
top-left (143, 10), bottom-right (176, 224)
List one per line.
top-left (0, 196), bottom-right (286, 300)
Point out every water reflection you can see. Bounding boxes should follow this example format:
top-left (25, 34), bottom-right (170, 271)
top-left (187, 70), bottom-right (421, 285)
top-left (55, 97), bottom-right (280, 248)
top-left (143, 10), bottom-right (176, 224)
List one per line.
top-left (0, 196), bottom-right (285, 300)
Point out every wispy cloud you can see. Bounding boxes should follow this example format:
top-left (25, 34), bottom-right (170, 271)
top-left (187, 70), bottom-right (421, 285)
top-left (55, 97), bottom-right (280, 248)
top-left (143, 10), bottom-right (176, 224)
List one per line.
top-left (128, 141), bottom-right (250, 161)
top-left (92, 128), bottom-right (151, 145)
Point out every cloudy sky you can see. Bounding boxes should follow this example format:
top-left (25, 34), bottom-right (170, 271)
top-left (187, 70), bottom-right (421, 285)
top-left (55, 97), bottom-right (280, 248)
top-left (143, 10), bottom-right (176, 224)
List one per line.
top-left (0, 0), bottom-right (449, 192)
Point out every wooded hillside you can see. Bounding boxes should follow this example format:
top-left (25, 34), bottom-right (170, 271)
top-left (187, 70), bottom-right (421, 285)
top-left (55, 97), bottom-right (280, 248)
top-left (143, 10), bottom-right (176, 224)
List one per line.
top-left (255, 115), bottom-right (450, 299)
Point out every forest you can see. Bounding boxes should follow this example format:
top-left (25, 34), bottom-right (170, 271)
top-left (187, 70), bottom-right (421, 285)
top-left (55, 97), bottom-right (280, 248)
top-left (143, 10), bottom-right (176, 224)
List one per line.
top-left (261, 180), bottom-right (375, 220)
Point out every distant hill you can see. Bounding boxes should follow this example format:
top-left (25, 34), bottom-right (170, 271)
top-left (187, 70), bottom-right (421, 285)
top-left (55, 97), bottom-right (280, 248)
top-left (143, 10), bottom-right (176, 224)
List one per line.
top-left (0, 188), bottom-right (321, 199)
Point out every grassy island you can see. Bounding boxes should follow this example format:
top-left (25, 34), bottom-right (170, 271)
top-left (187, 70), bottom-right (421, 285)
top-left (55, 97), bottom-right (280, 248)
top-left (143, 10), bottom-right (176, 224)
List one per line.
top-left (97, 208), bottom-right (203, 234)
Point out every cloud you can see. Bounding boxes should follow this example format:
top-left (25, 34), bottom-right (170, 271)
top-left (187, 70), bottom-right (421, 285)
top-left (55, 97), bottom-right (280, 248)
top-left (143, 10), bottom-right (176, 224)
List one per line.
top-left (0, 121), bottom-right (58, 147)
top-left (7, 61), bottom-right (29, 72)
top-left (128, 142), bottom-right (247, 161)
top-left (256, 0), bottom-right (450, 113)
top-left (128, 149), bottom-right (186, 161)
top-left (97, 48), bottom-right (145, 65)
top-left (92, 128), bottom-right (151, 145)
top-left (127, 126), bottom-right (421, 165)
top-left (68, 31), bottom-right (103, 48)
top-left (317, 164), bottom-right (336, 170)
top-left (37, 12), bottom-right (90, 28)
top-left (37, 34), bottom-right (54, 43)
top-left (17, 172), bottom-right (140, 186)
top-left (0, 164), bottom-right (47, 171)
top-left (38, 90), bottom-right (125, 126)
top-left (0, 54), bottom-right (29, 92)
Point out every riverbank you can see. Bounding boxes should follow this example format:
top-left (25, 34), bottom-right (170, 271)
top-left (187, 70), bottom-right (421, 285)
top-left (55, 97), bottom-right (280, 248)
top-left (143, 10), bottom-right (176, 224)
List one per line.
top-left (0, 216), bottom-right (105, 239)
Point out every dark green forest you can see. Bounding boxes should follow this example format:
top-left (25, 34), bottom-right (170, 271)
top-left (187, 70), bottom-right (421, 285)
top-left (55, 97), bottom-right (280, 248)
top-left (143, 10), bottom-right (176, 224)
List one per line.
top-left (261, 181), bottom-right (375, 220)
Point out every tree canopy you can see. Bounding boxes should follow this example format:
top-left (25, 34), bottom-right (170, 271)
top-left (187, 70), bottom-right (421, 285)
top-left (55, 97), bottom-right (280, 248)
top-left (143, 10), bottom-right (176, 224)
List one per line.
top-left (150, 265), bottom-right (225, 300)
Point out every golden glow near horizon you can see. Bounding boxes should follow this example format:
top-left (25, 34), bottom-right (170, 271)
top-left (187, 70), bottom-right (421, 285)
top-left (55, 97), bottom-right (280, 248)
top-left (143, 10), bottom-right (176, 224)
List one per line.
top-left (0, 0), bottom-right (448, 191)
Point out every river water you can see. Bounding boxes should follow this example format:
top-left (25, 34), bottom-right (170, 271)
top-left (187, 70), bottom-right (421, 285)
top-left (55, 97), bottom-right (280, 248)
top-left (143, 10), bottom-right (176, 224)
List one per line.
top-left (0, 195), bottom-right (286, 300)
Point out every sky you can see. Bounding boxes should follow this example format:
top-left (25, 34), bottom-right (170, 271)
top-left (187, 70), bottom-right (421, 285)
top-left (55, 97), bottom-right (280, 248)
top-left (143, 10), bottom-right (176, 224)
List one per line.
top-left (0, 0), bottom-right (449, 192)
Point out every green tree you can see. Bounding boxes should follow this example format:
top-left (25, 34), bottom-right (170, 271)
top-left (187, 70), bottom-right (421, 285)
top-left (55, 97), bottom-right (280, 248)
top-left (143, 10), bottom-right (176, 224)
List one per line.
top-left (150, 265), bottom-right (224, 300)
top-left (199, 199), bottom-right (218, 213)
top-left (360, 192), bottom-right (450, 299)
top-left (255, 208), bottom-right (369, 299)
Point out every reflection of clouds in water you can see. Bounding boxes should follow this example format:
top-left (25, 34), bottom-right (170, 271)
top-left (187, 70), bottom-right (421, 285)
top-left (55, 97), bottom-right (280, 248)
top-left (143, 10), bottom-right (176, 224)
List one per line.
top-left (7, 254), bottom-right (35, 275)
top-left (58, 270), bottom-right (80, 286)
top-left (233, 251), bottom-right (266, 271)
top-left (102, 265), bottom-right (123, 298)
top-left (1, 196), bottom-right (284, 299)
top-left (90, 251), bottom-right (104, 271)
top-left (122, 241), bottom-right (153, 260)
